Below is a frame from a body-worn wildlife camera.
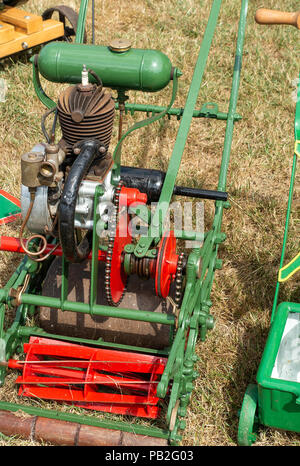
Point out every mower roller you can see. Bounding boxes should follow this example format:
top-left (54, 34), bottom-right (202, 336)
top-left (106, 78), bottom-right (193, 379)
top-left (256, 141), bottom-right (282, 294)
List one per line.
top-left (238, 8), bottom-right (300, 446)
top-left (0, 0), bottom-right (250, 446)
top-left (0, 0), bottom-right (86, 59)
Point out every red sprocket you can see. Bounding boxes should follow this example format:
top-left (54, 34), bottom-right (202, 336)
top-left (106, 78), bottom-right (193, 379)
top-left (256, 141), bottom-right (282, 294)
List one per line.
top-left (155, 231), bottom-right (179, 298)
top-left (105, 185), bottom-right (147, 306)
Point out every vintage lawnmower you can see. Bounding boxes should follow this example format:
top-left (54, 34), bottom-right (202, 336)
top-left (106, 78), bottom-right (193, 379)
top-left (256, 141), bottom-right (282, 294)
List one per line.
top-left (0, 0), bottom-right (249, 446)
top-left (238, 8), bottom-right (300, 446)
top-left (0, 0), bottom-right (86, 59)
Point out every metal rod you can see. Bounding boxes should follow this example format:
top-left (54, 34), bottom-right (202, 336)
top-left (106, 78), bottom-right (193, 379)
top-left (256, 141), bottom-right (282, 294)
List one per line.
top-left (75, 0), bottom-right (89, 43)
top-left (0, 401), bottom-right (169, 439)
top-left (18, 326), bottom-right (169, 355)
top-left (16, 293), bottom-right (175, 326)
top-left (217, 0), bottom-right (248, 192)
top-left (115, 101), bottom-right (242, 121)
top-left (0, 236), bottom-right (106, 261)
top-left (91, 0), bottom-right (95, 44)
top-left (134, 0), bottom-right (223, 257)
top-left (177, 0), bottom-right (250, 326)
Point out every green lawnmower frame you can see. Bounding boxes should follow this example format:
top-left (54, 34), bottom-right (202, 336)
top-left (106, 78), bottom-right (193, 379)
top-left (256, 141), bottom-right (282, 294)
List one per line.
top-left (0, 0), bottom-right (252, 446)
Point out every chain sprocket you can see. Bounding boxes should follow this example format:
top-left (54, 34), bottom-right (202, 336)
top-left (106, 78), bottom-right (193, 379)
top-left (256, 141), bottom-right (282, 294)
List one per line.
top-left (104, 181), bottom-right (129, 307)
top-left (174, 251), bottom-right (185, 308)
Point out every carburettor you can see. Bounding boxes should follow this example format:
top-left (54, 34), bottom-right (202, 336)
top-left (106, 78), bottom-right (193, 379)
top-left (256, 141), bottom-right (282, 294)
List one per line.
top-left (21, 142), bottom-right (65, 234)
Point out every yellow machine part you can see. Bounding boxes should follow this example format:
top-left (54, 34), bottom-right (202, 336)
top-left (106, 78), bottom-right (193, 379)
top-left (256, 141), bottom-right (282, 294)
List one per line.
top-left (0, 6), bottom-right (64, 58)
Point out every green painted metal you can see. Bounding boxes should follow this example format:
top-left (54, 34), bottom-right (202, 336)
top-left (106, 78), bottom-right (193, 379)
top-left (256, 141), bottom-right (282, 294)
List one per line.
top-left (115, 101), bottom-right (242, 122)
top-left (237, 384), bottom-right (258, 446)
top-left (17, 325), bottom-right (169, 355)
top-left (90, 185), bottom-right (102, 307)
top-left (0, 401), bottom-right (170, 440)
top-left (31, 55), bottom-right (57, 109)
top-left (0, 0), bottom-right (251, 446)
top-left (75, 0), bottom-right (89, 44)
top-left (217, 1), bottom-right (248, 192)
top-left (133, 0), bottom-right (229, 258)
top-left (37, 42), bottom-right (174, 92)
top-left (111, 69), bottom-right (179, 183)
top-left (278, 253), bottom-right (300, 282)
top-left (256, 302), bottom-right (300, 434)
top-left (7, 292), bottom-right (175, 326)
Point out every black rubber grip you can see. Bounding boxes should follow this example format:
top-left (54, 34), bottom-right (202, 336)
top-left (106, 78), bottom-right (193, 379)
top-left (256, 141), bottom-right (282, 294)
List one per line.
top-left (120, 166), bottom-right (228, 202)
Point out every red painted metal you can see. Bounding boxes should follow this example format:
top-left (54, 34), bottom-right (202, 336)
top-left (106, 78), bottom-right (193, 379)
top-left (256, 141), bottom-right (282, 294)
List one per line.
top-left (11, 337), bottom-right (167, 419)
top-left (108, 210), bottom-right (132, 304)
top-left (155, 231), bottom-right (179, 298)
top-left (0, 236), bottom-right (107, 261)
top-left (108, 186), bottom-right (148, 304)
top-left (119, 186), bottom-right (147, 207)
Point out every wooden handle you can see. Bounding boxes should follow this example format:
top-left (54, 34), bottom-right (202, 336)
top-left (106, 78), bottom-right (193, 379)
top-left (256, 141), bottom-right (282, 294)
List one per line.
top-left (255, 8), bottom-right (300, 29)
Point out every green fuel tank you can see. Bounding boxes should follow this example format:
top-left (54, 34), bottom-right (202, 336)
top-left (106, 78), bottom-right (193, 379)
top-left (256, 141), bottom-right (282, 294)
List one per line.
top-left (37, 41), bottom-right (175, 92)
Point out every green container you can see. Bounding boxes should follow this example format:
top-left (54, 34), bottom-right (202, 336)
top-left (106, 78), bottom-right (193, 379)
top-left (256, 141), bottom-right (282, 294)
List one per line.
top-left (37, 42), bottom-right (174, 92)
top-left (256, 302), bottom-right (300, 433)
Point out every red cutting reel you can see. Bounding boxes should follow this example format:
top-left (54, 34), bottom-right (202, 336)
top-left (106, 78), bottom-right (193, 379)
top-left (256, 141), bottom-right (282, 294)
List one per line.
top-left (8, 337), bottom-right (167, 419)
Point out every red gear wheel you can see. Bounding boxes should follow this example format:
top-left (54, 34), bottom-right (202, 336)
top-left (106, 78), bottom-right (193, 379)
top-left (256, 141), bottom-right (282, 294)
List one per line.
top-left (155, 231), bottom-right (179, 298)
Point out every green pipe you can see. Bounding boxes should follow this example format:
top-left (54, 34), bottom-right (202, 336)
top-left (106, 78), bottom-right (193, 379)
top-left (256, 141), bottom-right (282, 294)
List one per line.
top-left (174, 230), bottom-right (205, 241)
top-left (18, 293), bottom-right (175, 326)
top-left (0, 289), bottom-right (9, 304)
top-left (18, 326), bottom-right (169, 355)
top-left (116, 102), bottom-right (242, 121)
top-left (134, 0), bottom-right (222, 257)
top-left (217, 0), bottom-right (248, 192)
top-left (75, 0), bottom-right (89, 43)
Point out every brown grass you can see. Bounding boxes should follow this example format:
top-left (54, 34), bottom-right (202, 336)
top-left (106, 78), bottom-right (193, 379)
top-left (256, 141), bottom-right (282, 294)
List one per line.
top-left (0, 0), bottom-right (299, 446)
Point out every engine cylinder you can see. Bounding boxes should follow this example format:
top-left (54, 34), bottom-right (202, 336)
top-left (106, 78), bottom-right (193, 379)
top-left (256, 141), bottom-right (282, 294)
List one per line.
top-left (57, 82), bottom-right (115, 155)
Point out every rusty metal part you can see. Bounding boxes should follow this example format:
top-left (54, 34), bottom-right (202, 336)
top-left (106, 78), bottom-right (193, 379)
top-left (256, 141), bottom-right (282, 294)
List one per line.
top-left (175, 252), bottom-right (185, 307)
top-left (118, 102), bottom-right (125, 140)
top-left (57, 84), bottom-right (115, 155)
top-left (9, 274), bottom-right (30, 307)
top-left (169, 399), bottom-right (180, 431)
top-left (85, 152), bottom-right (114, 182)
top-left (39, 258), bottom-right (175, 349)
top-left (0, 410), bottom-right (168, 446)
top-left (42, 5), bottom-right (87, 43)
top-left (129, 255), bottom-right (157, 279)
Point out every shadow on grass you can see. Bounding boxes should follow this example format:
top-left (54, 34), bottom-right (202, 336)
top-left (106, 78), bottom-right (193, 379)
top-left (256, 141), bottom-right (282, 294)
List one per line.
top-left (0, 47), bottom-right (41, 71)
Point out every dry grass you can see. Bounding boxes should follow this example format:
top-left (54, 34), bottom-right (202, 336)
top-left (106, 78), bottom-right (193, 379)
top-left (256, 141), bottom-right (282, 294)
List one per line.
top-left (0, 0), bottom-right (299, 446)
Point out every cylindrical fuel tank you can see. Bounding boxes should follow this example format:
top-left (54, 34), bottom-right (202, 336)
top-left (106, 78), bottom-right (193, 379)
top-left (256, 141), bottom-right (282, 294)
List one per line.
top-left (38, 42), bottom-right (174, 92)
